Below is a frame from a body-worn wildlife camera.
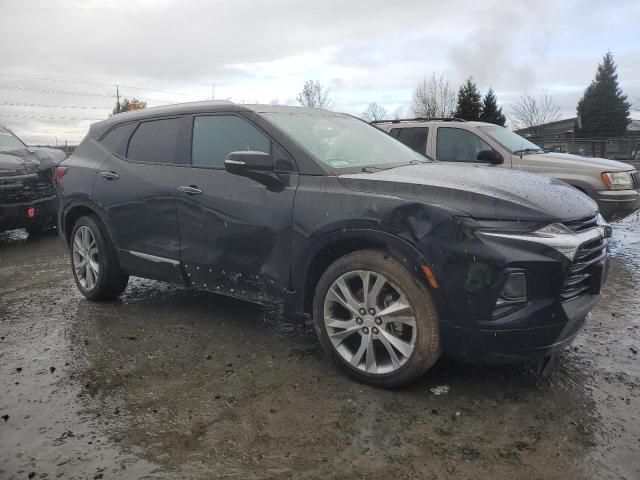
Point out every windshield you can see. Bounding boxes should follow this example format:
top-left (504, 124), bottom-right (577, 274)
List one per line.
top-left (0, 127), bottom-right (26, 151)
top-left (479, 126), bottom-right (541, 154)
top-left (264, 113), bottom-right (428, 170)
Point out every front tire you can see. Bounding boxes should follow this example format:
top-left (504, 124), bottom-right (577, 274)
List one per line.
top-left (312, 249), bottom-right (441, 388)
top-left (70, 215), bottom-right (128, 301)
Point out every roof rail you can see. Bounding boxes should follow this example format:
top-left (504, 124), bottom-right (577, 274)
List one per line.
top-left (371, 117), bottom-right (467, 124)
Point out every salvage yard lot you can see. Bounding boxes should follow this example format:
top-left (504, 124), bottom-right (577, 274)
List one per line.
top-left (1, 215), bottom-right (639, 480)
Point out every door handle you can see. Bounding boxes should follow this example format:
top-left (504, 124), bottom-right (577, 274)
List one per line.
top-left (178, 185), bottom-right (203, 195)
top-left (100, 171), bottom-right (119, 180)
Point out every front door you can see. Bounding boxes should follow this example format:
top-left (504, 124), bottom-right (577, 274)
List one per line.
top-left (176, 114), bottom-right (299, 303)
top-left (435, 126), bottom-right (506, 167)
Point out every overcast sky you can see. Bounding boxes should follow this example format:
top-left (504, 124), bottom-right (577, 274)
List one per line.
top-left (1, 0), bottom-right (639, 144)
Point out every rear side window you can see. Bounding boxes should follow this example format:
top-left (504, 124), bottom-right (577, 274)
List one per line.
top-left (436, 127), bottom-right (492, 162)
top-left (127, 118), bottom-right (184, 164)
top-left (99, 123), bottom-right (136, 157)
top-left (395, 127), bottom-right (428, 153)
top-left (192, 115), bottom-right (270, 168)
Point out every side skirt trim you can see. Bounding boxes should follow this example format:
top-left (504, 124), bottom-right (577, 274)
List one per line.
top-left (128, 250), bottom-right (180, 265)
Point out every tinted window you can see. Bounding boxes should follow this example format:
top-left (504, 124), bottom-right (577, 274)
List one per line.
top-left (100, 123), bottom-right (137, 157)
top-left (192, 115), bottom-right (270, 168)
top-left (436, 127), bottom-right (492, 162)
top-left (127, 118), bottom-right (184, 164)
top-left (395, 127), bottom-right (428, 153)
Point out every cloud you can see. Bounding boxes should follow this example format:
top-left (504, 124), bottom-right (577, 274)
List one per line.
top-left (0, 0), bottom-right (638, 143)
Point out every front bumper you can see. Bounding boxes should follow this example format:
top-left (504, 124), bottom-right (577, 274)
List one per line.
top-left (423, 218), bottom-right (608, 363)
top-left (593, 188), bottom-right (640, 221)
top-left (0, 194), bottom-right (57, 232)
top-left (439, 293), bottom-right (598, 362)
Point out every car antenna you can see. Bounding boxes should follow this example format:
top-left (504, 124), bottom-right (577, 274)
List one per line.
top-left (519, 138), bottom-right (524, 159)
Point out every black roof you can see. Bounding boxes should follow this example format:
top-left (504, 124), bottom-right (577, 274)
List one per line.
top-left (89, 101), bottom-right (340, 138)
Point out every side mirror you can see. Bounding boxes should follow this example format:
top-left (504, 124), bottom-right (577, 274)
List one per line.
top-left (477, 149), bottom-right (504, 164)
top-left (224, 151), bottom-right (274, 174)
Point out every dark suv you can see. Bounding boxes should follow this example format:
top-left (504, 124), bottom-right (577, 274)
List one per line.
top-left (1, 126), bottom-right (65, 235)
top-left (57, 102), bottom-right (609, 387)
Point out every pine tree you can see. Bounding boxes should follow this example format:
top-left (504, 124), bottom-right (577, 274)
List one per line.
top-left (576, 52), bottom-right (631, 137)
top-left (480, 88), bottom-right (506, 126)
top-left (454, 78), bottom-right (482, 120)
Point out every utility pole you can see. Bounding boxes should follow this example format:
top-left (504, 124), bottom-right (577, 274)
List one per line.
top-left (115, 84), bottom-right (121, 113)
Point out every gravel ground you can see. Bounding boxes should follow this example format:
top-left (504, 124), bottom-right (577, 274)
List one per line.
top-left (1, 213), bottom-right (639, 479)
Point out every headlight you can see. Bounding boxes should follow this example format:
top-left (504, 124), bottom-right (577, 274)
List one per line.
top-left (477, 218), bottom-right (606, 261)
top-left (601, 171), bottom-right (633, 190)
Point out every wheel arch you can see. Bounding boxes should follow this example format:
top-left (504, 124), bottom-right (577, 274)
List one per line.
top-left (61, 198), bottom-right (113, 247)
top-left (292, 229), bottom-right (436, 317)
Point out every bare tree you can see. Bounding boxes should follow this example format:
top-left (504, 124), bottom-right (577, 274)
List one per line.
top-left (393, 106), bottom-right (404, 120)
top-left (410, 73), bottom-right (456, 118)
top-left (361, 102), bottom-right (388, 122)
top-left (296, 80), bottom-right (334, 109)
top-left (510, 91), bottom-right (560, 137)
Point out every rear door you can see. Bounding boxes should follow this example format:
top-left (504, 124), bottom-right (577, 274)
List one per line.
top-left (175, 113), bottom-right (299, 303)
top-left (93, 116), bottom-right (189, 283)
top-left (389, 127), bottom-right (429, 156)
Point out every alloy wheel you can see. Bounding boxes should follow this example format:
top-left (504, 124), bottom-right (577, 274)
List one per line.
top-left (72, 225), bottom-right (100, 290)
top-left (323, 270), bottom-right (417, 375)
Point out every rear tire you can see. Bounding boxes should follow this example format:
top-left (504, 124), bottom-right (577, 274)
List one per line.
top-left (70, 215), bottom-right (128, 301)
top-left (312, 249), bottom-right (441, 388)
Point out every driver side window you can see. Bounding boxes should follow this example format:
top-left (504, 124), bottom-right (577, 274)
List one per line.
top-left (436, 127), bottom-right (492, 162)
top-left (192, 115), bottom-right (270, 168)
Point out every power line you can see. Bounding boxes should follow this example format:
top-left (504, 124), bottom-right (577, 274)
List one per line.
top-left (0, 85), bottom-right (114, 98)
top-left (0, 113), bottom-right (104, 121)
top-left (0, 101), bottom-right (110, 110)
top-left (0, 84), bottom-right (185, 104)
top-left (0, 72), bottom-right (202, 99)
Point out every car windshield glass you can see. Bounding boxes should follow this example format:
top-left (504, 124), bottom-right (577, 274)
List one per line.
top-left (264, 113), bottom-right (429, 170)
top-left (0, 128), bottom-right (26, 151)
top-left (479, 126), bottom-right (541, 154)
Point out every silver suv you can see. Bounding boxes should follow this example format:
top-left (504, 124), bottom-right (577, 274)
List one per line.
top-left (374, 118), bottom-right (640, 221)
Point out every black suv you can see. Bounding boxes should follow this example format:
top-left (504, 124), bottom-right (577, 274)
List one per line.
top-left (57, 102), bottom-right (609, 387)
top-left (1, 126), bottom-right (65, 235)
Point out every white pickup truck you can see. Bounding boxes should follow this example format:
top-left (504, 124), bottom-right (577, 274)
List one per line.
top-left (374, 118), bottom-right (640, 221)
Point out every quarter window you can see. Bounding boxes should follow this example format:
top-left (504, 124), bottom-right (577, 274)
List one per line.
top-left (192, 115), bottom-right (270, 168)
top-left (127, 118), bottom-right (184, 164)
top-left (100, 123), bottom-right (137, 157)
top-left (395, 127), bottom-right (429, 153)
top-left (436, 127), bottom-right (492, 162)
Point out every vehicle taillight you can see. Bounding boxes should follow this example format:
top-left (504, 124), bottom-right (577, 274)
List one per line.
top-left (55, 166), bottom-right (68, 183)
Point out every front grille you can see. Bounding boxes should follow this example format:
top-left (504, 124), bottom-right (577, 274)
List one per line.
top-left (561, 236), bottom-right (606, 301)
top-left (564, 214), bottom-right (598, 233)
top-left (631, 171), bottom-right (640, 189)
top-left (0, 169), bottom-right (55, 205)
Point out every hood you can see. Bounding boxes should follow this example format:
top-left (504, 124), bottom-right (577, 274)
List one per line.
top-left (339, 162), bottom-right (598, 222)
top-left (524, 151), bottom-right (634, 172)
top-left (0, 146), bottom-right (66, 176)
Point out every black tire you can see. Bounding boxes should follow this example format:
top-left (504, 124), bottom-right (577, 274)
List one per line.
top-left (312, 249), bottom-right (441, 388)
top-left (70, 215), bottom-right (128, 301)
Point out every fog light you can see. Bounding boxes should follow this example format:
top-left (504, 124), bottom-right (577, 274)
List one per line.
top-left (500, 272), bottom-right (526, 301)
top-left (493, 271), bottom-right (527, 319)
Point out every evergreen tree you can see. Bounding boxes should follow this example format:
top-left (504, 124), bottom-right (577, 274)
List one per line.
top-left (454, 77), bottom-right (482, 120)
top-left (576, 52), bottom-right (631, 137)
top-left (480, 88), bottom-right (506, 126)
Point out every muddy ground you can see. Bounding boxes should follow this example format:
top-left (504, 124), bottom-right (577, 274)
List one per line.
top-left (1, 215), bottom-right (639, 480)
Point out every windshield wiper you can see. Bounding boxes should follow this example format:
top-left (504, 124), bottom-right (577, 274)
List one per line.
top-left (513, 148), bottom-right (542, 155)
top-left (361, 159), bottom-right (426, 173)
